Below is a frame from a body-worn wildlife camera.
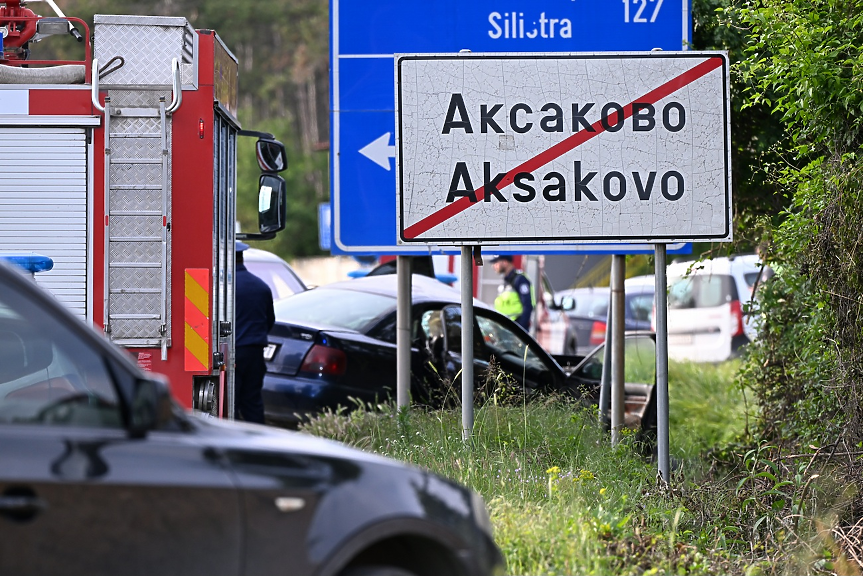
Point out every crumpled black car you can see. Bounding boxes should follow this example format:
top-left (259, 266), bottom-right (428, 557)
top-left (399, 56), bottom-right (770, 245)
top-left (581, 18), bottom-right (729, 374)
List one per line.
top-left (262, 274), bottom-right (657, 436)
top-left (0, 260), bottom-right (503, 576)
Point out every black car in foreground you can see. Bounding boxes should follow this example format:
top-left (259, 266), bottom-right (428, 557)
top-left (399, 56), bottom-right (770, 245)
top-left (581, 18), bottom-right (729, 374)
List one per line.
top-left (0, 261), bottom-right (503, 576)
top-left (263, 274), bottom-right (657, 434)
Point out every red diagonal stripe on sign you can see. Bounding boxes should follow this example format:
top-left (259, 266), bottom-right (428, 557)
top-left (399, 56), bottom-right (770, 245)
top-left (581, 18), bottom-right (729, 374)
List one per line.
top-left (402, 56), bottom-right (725, 240)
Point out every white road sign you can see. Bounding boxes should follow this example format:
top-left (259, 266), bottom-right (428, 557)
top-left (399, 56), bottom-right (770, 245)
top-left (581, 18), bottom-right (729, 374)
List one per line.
top-left (396, 52), bottom-right (731, 245)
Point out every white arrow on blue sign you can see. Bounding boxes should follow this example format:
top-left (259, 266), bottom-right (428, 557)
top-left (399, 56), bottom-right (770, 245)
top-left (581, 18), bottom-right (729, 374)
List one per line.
top-left (358, 132), bottom-right (396, 171)
top-left (331, 0), bottom-right (693, 254)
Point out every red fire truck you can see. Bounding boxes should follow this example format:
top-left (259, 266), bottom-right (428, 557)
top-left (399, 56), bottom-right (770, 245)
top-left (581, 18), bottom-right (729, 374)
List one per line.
top-left (0, 1), bottom-right (287, 418)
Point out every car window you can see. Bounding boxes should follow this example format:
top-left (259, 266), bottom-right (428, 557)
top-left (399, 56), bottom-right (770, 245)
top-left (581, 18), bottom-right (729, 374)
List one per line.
top-left (540, 274), bottom-right (554, 307)
top-left (628, 294), bottom-right (654, 323)
top-left (573, 335), bottom-right (656, 383)
top-left (244, 260), bottom-right (305, 300)
top-left (418, 308), bottom-right (459, 359)
top-left (369, 311), bottom-right (425, 345)
top-left (624, 336), bottom-right (657, 382)
top-left (748, 267), bottom-right (775, 297)
top-left (0, 283), bottom-right (122, 428)
top-left (572, 293), bottom-right (609, 318)
top-left (476, 314), bottom-right (546, 372)
top-left (667, 276), bottom-right (694, 308)
top-left (743, 272), bottom-right (760, 288)
top-left (442, 306), bottom-right (464, 352)
top-left (668, 274), bottom-right (737, 309)
top-left (273, 288), bottom-right (394, 331)
top-left (420, 307), bottom-right (492, 358)
top-left (420, 309), bottom-right (445, 343)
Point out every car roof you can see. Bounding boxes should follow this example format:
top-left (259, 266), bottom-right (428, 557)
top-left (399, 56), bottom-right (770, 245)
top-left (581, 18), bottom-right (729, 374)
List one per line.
top-left (558, 286), bottom-right (609, 297)
top-left (667, 254), bottom-right (762, 276)
top-left (243, 247), bottom-right (289, 263)
top-left (624, 274), bottom-right (655, 287)
top-left (316, 273), bottom-right (493, 309)
top-left (558, 283), bottom-right (653, 298)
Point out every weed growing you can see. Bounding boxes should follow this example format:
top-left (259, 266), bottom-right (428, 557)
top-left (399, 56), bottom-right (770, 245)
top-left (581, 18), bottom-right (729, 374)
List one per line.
top-left (302, 406), bottom-right (749, 571)
top-left (669, 359), bottom-right (750, 455)
top-left (300, 360), bottom-right (850, 574)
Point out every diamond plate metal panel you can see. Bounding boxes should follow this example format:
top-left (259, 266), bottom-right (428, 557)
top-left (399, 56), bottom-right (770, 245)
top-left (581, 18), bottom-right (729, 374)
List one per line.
top-left (110, 317), bottom-right (163, 340)
top-left (110, 189), bottom-right (163, 212)
top-left (111, 137), bottom-right (161, 161)
top-left (181, 62), bottom-right (196, 87)
top-left (111, 215), bottom-right (164, 238)
top-left (112, 117), bottom-right (161, 134)
top-left (166, 245), bottom-right (172, 328)
top-left (109, 241), bottom-right (161, 263)
top-left (110, 164), bottom-right (162, 187)
top-left (109, 267), bottom-right (161, 291)
top-left (107, 90), bottom-right (172, 108)
top-left (95, 16), bottom-right (196, 88)
top-left (100, 77), bottom-right (174, 345)
top-left (110, 293), bottom-right (160, 315)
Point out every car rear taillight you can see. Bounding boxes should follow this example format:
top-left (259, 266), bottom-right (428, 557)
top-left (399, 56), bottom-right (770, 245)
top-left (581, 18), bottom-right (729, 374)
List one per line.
top-left (729, 300), bottom-right (745, 337)
top-left (589, 321), bottom-right (607, 346)
top-left (300, 344), bottom-right (347, 376)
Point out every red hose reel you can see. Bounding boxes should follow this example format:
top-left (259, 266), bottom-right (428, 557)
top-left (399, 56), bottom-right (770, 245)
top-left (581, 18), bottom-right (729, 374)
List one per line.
top-left (1, 0), bottom-right (39, 60)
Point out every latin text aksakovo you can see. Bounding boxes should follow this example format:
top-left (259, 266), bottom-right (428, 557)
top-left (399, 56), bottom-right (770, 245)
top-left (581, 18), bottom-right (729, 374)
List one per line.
top-left (441, 93), bottom-right (688, 205)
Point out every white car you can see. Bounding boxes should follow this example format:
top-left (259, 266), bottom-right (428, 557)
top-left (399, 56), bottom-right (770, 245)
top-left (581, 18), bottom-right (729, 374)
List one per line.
top-left (243, 248), bottom-right (307, 300)
top-left (661, 254), bottom-right (770, 362)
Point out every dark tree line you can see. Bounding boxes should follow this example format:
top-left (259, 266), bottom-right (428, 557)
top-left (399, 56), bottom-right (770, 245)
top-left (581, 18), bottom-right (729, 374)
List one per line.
top-left (37, 0), bottom-right (787, 259)
top-left (35, 0), bottom-right (330, 257)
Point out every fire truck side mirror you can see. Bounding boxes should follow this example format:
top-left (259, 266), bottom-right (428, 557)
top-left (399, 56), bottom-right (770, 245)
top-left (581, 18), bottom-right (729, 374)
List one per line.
top-left (258, 174), bottom-right (287, 234)
top-left (256, 138), bottom-right (287, 173)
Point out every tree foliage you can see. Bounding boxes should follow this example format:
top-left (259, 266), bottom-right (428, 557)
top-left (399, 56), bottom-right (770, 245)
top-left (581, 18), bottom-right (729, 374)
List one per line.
top-left (54, 0), bottom-right (328, 130)
top-left (43, 0), bottom-right (329, 258)
top-left (729, 0), bottom-right (863, 530)
top-left (38, 0), bottom-right (796, 259)
top-left (692, 0), bottom-right (787, 237)
top-left (236, 113), bottom-right (328, 258)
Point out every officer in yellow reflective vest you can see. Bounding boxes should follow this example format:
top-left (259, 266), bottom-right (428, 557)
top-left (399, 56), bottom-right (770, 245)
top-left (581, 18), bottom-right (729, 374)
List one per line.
top-left (492, 255), bottom-right (534, 331)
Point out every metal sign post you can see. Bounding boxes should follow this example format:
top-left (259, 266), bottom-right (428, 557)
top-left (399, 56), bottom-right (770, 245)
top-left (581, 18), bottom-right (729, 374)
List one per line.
top-left (610, 254), bottom-right (626, 446)
top-left (461, 246), bottom-right (474, 439)
top-left (655, 244), bottom-right (670, 480)
top-left (598, 306), bottom-right (613, 431)
top-left (396, 256), bottom-right (412, 411)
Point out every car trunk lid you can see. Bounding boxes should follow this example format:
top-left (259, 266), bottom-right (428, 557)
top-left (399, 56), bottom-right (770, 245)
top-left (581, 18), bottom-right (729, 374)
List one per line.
top-left (266, 323), bottom-right (322, 377)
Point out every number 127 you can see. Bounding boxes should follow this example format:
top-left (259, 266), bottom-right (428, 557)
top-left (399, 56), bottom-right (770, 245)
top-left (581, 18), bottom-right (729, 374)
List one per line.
top-left (623, 0), bottom-right (664, 23)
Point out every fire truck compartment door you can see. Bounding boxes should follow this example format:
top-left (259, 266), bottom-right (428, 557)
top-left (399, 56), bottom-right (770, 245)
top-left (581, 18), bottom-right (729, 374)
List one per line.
top-left (0, 126), bottom-right (90, 321)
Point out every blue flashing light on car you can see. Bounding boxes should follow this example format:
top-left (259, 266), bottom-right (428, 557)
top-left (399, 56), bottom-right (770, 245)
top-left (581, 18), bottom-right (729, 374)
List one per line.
top-left (0, 252), bottom-right (54, 275)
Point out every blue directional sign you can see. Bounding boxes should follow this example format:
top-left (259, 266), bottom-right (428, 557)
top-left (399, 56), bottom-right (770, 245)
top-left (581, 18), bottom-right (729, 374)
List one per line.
top-left (331, 0), bottom-right (693, 254)
top-left (318, 202), bottom-right (331, 251)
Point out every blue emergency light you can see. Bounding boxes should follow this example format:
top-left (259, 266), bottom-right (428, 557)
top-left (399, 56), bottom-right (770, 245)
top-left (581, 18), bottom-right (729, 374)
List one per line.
top-left (0, 252), bottom-right (55, 274)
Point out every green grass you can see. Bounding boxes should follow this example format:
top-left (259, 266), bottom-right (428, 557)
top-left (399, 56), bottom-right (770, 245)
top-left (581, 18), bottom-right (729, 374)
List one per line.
top-left (669, 359), bottom-right (750, 454)
top-left (300, 360), bottom-right (758, 575)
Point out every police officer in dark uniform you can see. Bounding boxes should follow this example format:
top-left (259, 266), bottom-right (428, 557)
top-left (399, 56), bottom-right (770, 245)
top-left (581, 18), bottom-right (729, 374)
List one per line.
top-left (491, 255), bottom-right (533, 331)
top-left (234, 241), bottom-right (275, 423)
